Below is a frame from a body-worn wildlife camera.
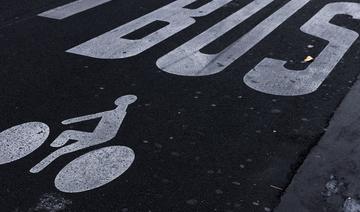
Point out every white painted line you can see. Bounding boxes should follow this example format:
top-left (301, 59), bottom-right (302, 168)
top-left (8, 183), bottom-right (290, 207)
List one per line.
top-left (38, 0), bottom-right (111, 20)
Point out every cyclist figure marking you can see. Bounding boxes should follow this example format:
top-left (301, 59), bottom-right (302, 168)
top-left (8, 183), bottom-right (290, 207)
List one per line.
top-left (30, 95), bottom-right (137, 173)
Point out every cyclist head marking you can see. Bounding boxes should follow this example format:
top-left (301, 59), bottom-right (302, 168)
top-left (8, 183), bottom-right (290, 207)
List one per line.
top-left (114, 95), bottom-right (137, 106)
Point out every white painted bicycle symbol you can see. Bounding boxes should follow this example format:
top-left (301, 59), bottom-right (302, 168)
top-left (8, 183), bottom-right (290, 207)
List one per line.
top-left (0, 95), bottom-right (137, 193)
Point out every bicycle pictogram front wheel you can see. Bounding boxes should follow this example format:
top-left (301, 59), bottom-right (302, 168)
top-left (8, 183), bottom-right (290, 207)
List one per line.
top-left (54, 145), bottom-right (135, 193)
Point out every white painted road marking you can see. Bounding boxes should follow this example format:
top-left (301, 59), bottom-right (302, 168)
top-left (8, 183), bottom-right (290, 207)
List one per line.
top-left (157, 0), bottom-right (310, 76)
top-left (244, 2), bottom-right (360, 96)
top-left (30, 95), bottom-right (137, 173)
top-left (38, 0), bottom-right (111, 20)
top-left (55, 146), bottom-right (135, 193)
top-left (42, 0), bottom-right (358, 96)
top-left (67, 0), bottom-right (233, 59)
top-left (0, 95), bottom-right (137, 192)
top-left (0, 122), bottom-right (49, 165)
top-left (157, 0), bottom-right (274, 76)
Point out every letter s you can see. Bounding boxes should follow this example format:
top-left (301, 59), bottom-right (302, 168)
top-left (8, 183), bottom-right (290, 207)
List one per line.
top-left (244, 2), bottom-right (360, 96)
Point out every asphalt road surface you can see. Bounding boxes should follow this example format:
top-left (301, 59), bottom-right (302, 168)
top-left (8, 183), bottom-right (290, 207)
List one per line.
top-left (0, 0), bottom-right (360, 211)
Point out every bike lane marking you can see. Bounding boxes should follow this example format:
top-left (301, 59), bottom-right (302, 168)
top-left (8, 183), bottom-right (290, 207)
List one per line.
top-left (0, 122), bottom-right (49, 165)
top-left (0, 95), bottom-right (137, 193)
top-left (38, 0), bottom-right (111, 20)
top-left (29, 95), bottom-right (137, 174)
top-left (55, 146), bottom-right (135, 193)
top-left (0, 1), bottom-right (360, 210)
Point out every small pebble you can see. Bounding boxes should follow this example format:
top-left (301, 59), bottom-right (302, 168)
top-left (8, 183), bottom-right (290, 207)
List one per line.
top-left (234, 203), bottom-right (241, 208)
top-left (252, 201), bottom-right (260, 206)
top-left (162, 179), bottom-right (170, 183)
top-left (186, 199), bottom-right (198, 205)
top-left (207, 170), bottom-right (215, 174)
top-left (232, 181), bottom-right (241, 186)
top-left (215, 189), bottom-right (223, 194)
top-left (154, 143), bottom-right (162, 148)
top-left (271, 109), bottom-right (281, 114)
top-left (171, 152), bottom-right (180, 157)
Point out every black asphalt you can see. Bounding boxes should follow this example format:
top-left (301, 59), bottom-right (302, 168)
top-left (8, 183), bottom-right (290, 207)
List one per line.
top-left (0, 0), bottom-right (360, 211)
top-left (276, 69), bottom-right (360, 212)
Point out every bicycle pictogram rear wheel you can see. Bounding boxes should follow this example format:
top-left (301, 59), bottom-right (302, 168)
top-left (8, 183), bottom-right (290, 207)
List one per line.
top-left (0, 122), bottom-right (50, 165)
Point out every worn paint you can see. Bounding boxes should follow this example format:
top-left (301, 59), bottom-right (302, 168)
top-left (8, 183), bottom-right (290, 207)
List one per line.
top-left (0, 122), bottom-right (49, 165)
top-left (157, 0), bottom-right (310, 76)
top-left (38, 0), bottom-right (112, 20)
top-left (66, 0), bottom-right (232, 58)
top-left (244, 2), bottom-right (360, 96)
top-left (55, 146), bottom-right (135, 193)
top-left (30, 95), bottom-right (137, 173)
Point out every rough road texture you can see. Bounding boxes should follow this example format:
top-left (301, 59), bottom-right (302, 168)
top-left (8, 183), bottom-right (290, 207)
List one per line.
top-left (276, 75), bottom-right (360, 212)
top-left (0, 0), bottom-right (360, 211)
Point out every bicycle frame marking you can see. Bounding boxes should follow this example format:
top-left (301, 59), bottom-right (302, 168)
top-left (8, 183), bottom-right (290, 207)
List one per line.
top-left (0, 95), bottom-right (137, 193)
